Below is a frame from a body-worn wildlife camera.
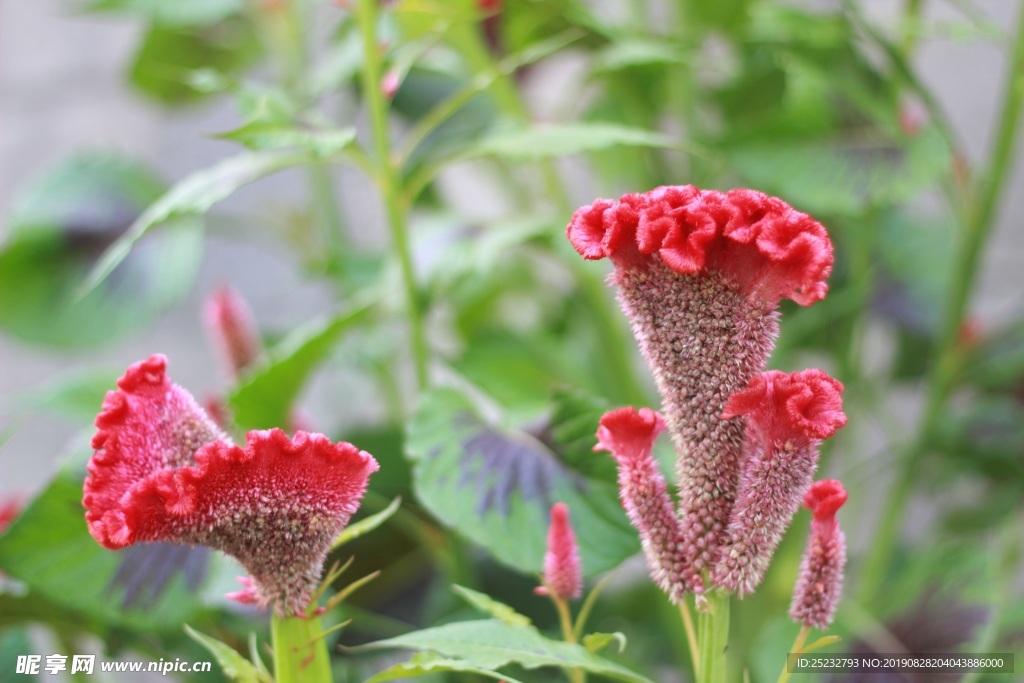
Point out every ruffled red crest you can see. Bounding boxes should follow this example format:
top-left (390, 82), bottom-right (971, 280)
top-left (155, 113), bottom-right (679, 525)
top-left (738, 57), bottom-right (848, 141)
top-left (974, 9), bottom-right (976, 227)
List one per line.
top-left (539, 502), bottom-right (583, 601)
top-left (83, 355), bottom-right (379, 615)
top-left (567, 185), bottom-right (834, 306)
top-left (723, 369), bottom-right (847, 445)
top-left (594, 406), bottom-right (666, 464)
top-left (85, 354), bottom-right (226, 548)
top-left (804, 479), bottom-right (848, 520)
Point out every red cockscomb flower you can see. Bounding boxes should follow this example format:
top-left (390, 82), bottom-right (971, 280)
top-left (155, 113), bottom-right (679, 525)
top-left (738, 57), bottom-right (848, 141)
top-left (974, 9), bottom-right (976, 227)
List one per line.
top-left (536, 502), bottom-right (583, 601)
top-left (712, 370), bottom-right (846, 596)
top-left (789, 479), bottom-right (847, 629)
top-left (568, 186), bottom-right (834, 588)
top-left (83, 355), bottom-right (378, 616)
top-left (595, 407), bottom-right (693, 599)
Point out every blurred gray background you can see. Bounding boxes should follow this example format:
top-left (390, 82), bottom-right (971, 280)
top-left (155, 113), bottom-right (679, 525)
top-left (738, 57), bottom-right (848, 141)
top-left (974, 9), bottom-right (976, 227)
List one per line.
top-left (2, 0), bottom-right (1023, 504)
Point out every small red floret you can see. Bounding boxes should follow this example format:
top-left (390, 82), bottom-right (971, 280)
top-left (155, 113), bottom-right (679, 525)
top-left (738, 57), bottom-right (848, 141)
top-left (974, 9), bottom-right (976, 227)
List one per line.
top-left (723, 369), bottom-right (847, 445)
top-left (594, 406), bottom-right (665, 463)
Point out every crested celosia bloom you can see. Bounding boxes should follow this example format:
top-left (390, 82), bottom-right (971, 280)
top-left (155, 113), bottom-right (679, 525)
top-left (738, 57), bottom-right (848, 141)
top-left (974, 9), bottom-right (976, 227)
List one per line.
top-left (789, 480), bottom-right (847, 629)
top-left (536, 502), bottom-right (583, 601)
top-left (595, 407), bottom-right (691, 601)
top-left (83, 354), bottom-right (378, 616)
top-left (568, 185), bottom-right (840, 597)
top-left (204, 285), bottom-right (262, 380)
top-left (711, 370), bottom-right (846, 595)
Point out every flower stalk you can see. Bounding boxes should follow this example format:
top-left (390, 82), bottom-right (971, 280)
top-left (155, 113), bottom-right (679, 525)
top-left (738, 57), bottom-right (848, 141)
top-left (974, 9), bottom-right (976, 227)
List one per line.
top-left (697, 591), bottom-right (730, 683)
top-left (272, 612), bottom-right (332, 683)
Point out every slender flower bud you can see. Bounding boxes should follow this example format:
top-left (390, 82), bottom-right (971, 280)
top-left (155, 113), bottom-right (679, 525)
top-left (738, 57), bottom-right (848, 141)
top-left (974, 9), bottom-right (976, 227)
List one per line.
top-left (83, 355), bottom-right (379, 615)
top-left (204, 286), bottom-right (262, 380)
top-left (595, 407), bottom-right (693, 599)
top-left (537, 502), bottom-right (583, 601)
top-left (568, 186), bottom-right (833, 585)
top-left (711, 370), bottom-right (846, 595)
top-left (789, 480), bottom-right (847, 629)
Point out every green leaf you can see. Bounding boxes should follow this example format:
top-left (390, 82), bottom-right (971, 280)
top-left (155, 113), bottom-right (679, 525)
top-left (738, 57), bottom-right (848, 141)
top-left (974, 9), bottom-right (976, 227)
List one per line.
top-left (228, 299), bottom-right (373, 431)
top-left (405, 387), bottom-right (638, 576)
top-left (583, 631), bottom-right (627, 654)
top-left (463, 122), bottom-right (672, 161)
top-left (0, 153), bottom-right (201, 348)
top-left (218, 124), bottom-right (357, 157)
top-left (332, 497), bottom-right (401, 550)
top-left (354, 619), bottom-right (654, 683)
top-left (365, 652), bottom-right (525, 683)
top-left (19, 368), bottom-right (120, 421)
top-left (0, 628), bottom-right (38, 683)
top-left (0, 469), bottom-right (207, 632)
top-left (84, 149), bottom-right (319, 297)
top-left (184, 625), bottom-right (266, 683)
top-left (452, 585), bottom-right (532, 627)
top-left (85, 0), bottom-right (243, 26)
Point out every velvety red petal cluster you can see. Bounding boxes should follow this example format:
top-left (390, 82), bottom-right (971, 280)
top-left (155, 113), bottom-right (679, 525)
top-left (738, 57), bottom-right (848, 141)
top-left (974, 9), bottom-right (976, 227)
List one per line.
top-left (538, 503), bottom-right (583, 601)
top-left (567, 185), bottom-right (833, 306)
top-left (723, 370), bottom-right (847, 447)
top-left (790, 480), bottom-right (848, 629)
top-left (83, 355), bottom-right (378, 616)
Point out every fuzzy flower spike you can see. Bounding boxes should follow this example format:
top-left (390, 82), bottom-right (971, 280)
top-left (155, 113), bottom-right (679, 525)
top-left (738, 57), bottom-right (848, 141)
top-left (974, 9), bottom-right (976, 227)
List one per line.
top-left (789, 479), bottom-right (848, 629)
top-left (536, 502), bottom-right (583, 601)
top-left (568, 186), bottom-right (834, 588)
top-left (83, 354), bottom-right (379, 616)
top-left (711, 370), bottom-right (846, 595)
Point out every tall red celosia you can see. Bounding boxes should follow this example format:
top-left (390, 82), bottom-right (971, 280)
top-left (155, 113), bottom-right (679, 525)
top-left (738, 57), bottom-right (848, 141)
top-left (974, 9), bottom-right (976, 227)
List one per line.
top-left (83, 354), bottom-right (378, 616)
top-left (595, 407), bottom-right (692, 601)
top-left (789, 480), bottom-right (847, 629)
top-left (711, 370), bottom-right (846, 595)
top-left (538, 502), bottom-right (583, 601)
top-left (568, 185), bottom-right (835, 593)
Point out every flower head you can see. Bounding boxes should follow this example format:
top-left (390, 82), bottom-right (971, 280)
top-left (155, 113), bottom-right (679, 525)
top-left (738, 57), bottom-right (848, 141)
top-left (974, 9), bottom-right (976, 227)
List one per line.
top-left (790, 479), bottom-right (848, 629)
top-left (712, 370), bottom-right (846, 596)
top-left (537, 502), bottom-right (583, 601)
top-left (595, 407), bottom-right (695, 599)
top-left (204, 286), bottom-right (262, 380)
top-left (83, 355), bottom-right (378, 616)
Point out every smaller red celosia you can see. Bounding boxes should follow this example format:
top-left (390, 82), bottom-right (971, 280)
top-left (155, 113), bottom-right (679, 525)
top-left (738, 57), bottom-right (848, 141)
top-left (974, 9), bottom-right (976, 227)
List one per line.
top-left (712, 370), bottom-right (846, 596)
top-left (83, 355), bottom-right (379, 616)
top-left (204, 286), bottom-right (262, 380)
top-left (595, 407), bottom-right (695, 599)
top-left (790, 480), bottom-right (848, 629)
top-left (537, 502), bottom-right (583, 601)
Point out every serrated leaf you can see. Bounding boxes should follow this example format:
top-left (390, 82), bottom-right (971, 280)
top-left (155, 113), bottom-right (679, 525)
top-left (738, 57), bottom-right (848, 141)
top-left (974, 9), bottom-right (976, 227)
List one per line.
top-left (0, 469), bottom-right (207, 632)
top-left (365, 652), bottom-right (525, 683)
top-left (464, 122), bottom-right (672, 161)
top-left (184, 625), bottom-right (266, 683)
top-left (84, 150), bottom-right (318, 297)
top-left (583, 632), bottom-right (627, 654)
top-left (452, 585), bottom-right (532, 627)
top-left (218, 124), bottom-right (356, 157)
top-left (354, 619), bottom-right (653, 683)
top-left (405, 387), bottom-right (638, 576)
top-left (332, 497), bottom-right (401, 550)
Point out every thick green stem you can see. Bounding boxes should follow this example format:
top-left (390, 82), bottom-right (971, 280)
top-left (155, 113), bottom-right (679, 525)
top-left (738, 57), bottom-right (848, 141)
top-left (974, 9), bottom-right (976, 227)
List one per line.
top-left (355, 0), bottom-right (430, 391)
top-left (698, 591), bottom-right (731, 683)
top-left (271, 613), bottom-right (332, 683)
top-left (860, 0), bottom-right (1024, 601)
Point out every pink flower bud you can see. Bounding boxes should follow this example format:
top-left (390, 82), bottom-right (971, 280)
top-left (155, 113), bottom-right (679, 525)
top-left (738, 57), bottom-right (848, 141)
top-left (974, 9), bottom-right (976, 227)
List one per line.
top-left (204, 286), bottom-right (262, 381)
top-left (711, 370), bottom-right (846, 596)
top-left (539, 503), bottom-right (583, 601)
top-left (789, 480), bottom-right (847, 629)
top-left (83, 355), bottom-right (378, 616)
top-left (595, 407), bottom-right (694, 599)
top-left (382, 69), bottom-right (401, 100)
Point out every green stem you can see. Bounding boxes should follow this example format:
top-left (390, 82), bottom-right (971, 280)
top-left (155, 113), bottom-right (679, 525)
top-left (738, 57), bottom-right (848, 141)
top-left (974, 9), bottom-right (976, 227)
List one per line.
top-left (271, 613), bottom-right (332, 683)
top-left (307, 163), bottom-right (347, 269)
top-left (355, 0), bottom-right (430, 391)
top-left (860, 0), bottom-right (1024, 602)
top-left (698, 591), bottom-right (731, 683)
top-left (776, 625), bottom-right (809, 683)
top-left (680, 599), bottom-right (700, 678)
top-left (554, 596), bottom-right (585, 683)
